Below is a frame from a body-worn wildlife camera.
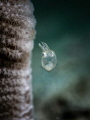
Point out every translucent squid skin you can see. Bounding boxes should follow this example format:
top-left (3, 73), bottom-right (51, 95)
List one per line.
top-left (39, 42), bottom-right (57, 71)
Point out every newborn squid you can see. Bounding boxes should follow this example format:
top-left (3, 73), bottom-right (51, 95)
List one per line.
top-left (39, 42), bottom-right (57, 71)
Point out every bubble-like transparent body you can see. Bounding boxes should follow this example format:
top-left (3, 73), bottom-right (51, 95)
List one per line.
top-left (39, 42), bottom-right (57, 71)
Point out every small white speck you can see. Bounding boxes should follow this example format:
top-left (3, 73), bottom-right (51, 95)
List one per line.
top-left (0, 3), bottom-right (3, 6)
top-left (11, 14), bottom-right (14, 17)
top-left (7, 3), bottom-right (10, 6)
top-left (16, 14), bottom-right (19, 17)
top-left (2, 23), bottom-right (5, 26)
top-left (2, 7), bottom-right (6, 10)
top-left (14, 4), bottom-right (17, 8)
top-left (5, 12), bottom-right (8, 15)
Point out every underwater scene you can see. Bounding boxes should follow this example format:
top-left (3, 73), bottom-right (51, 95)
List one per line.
top-left (32, 0), bottom-right (90, 120)
top-left (0, 0), bottom-right (90, 120)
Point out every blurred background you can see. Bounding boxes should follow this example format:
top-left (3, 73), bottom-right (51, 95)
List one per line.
top-left (31, 0), bottom-right (90, 119)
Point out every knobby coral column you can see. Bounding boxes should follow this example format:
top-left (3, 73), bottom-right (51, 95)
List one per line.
top-left (0, 0), bottom-right (36, 120)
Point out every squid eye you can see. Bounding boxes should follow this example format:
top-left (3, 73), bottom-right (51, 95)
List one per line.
top-left (42, 52), bottom-right (44, 56)
top-left (51, 51), bottom-right (55, 56)
top-left (42, 52), bottom-right (47, 57)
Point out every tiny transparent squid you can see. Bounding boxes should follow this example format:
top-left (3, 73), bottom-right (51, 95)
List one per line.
top-left (39, 42), bottom-right (57, 71)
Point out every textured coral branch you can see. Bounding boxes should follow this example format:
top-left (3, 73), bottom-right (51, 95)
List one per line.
top-left (0, 0), bottom-right (36, 120)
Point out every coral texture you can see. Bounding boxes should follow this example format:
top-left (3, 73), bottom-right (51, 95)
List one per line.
top-left (0, 0), bottom-right (36, 120)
